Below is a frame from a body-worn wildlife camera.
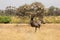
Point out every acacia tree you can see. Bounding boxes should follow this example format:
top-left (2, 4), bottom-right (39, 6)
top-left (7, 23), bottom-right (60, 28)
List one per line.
top-left (16, 4), bottom-right (31, 17)
top-left (16, 2), bottom-right (45, 23)
top-left (30, 2), bottom-right (45, 23)
top-left (5, 6), bottom-right (16, 16)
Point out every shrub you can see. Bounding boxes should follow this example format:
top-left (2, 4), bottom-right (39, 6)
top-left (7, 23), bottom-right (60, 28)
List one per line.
top-left (0, 16), bottom-right (11, 23)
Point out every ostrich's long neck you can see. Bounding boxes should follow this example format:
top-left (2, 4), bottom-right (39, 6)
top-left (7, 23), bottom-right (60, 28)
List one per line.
top-left (30, 14), bottom-right (35, 22)
top-left (30, 17), bottom-right (34, 24)
top-left (31, 17), bottom-right (34, 21)
top-left (31, 16), bottom-right (35, 21)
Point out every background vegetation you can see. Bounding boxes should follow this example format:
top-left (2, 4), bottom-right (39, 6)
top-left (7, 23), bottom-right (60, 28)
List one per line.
top-left (0, 2), bottom-right (60, 23)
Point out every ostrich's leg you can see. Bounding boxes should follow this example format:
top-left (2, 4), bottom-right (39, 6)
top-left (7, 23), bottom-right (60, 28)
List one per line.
top-left (35, 27), bottom-right (37, 32)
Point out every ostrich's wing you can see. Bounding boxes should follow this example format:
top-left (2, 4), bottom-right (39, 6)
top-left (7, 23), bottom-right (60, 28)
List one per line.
top-left (33, 22), bottom-right (39, 27)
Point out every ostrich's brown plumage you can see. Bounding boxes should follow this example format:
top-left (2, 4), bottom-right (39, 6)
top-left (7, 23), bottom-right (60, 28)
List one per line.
top-left (30, 14), bottom-right (41, 32)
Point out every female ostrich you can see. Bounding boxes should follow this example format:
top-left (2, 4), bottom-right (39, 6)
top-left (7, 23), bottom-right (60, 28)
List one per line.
top-left (30, 14), bottom-right (41, 32)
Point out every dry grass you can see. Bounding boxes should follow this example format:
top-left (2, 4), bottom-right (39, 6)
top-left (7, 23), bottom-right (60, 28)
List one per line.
top-left (44, 16), bottom-right (60, 23)
top-left (0, 24), bottom-right (60, 40)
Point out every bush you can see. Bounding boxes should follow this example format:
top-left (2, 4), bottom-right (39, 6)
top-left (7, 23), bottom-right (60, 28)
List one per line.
top-left (0, 16), bottom-right (11, 23)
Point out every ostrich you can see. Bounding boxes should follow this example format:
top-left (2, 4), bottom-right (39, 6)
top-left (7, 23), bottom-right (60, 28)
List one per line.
top-left (30, 14), bottom-right (41, 32)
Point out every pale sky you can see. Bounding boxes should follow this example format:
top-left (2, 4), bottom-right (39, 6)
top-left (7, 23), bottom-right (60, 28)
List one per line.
top-left (0, 0), bottom-right (60, 10)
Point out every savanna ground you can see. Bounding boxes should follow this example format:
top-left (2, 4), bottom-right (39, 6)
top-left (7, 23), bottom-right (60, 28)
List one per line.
top-left (0, 24), bottom-right (60, 40)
